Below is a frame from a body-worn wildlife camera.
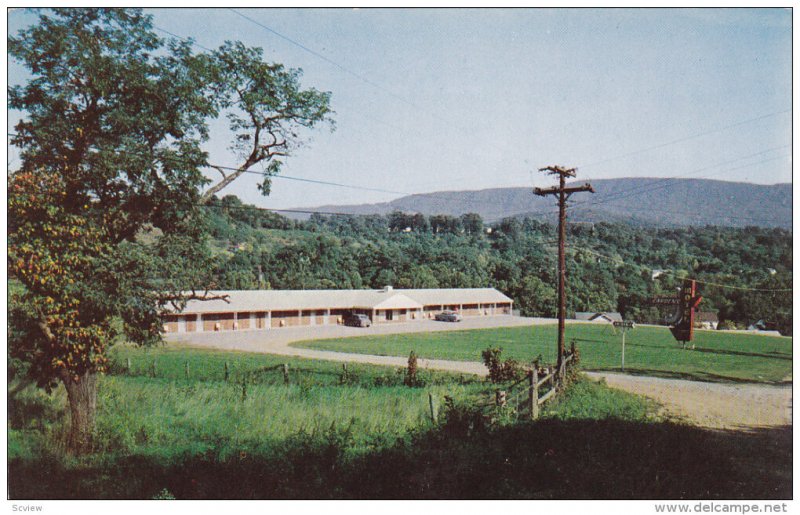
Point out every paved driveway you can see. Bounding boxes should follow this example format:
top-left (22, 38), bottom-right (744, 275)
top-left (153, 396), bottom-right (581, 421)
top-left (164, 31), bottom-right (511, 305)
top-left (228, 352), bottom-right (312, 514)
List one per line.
top-left (167, 317), bottom-right (792, 429)
top-left (167, 315), bottom-right (552, 375)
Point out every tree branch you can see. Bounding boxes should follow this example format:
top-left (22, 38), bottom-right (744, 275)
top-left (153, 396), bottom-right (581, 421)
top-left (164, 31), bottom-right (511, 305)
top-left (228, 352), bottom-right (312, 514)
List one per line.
top-left (158, 289), bottom-right (231, 304)
top-left (209, 165), bottom-right (228, 179)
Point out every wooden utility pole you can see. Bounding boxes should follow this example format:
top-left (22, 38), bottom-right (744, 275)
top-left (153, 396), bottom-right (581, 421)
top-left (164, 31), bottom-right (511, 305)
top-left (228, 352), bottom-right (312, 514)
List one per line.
top-left (534, 165), bottom-right (594, 377)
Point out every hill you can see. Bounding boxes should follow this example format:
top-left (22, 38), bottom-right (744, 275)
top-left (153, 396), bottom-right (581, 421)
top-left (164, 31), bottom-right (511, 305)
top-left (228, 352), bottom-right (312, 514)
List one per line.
top-left (298, 178), bottom-right (792, 228)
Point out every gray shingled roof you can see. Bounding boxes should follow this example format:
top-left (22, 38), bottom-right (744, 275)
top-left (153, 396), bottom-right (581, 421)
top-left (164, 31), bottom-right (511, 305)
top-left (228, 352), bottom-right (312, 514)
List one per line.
top-left (176, 288), bottom-right (512, 314)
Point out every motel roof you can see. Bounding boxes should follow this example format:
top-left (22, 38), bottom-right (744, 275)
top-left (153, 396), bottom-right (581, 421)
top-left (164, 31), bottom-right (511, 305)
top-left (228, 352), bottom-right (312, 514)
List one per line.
top-left (176, 288), bottom-right (512, 314)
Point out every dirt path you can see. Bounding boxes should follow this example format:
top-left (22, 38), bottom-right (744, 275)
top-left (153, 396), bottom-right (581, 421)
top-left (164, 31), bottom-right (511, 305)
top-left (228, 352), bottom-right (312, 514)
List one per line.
top-left (585, 372), bottom-right (792, 430)
top-left (169, 318), bottom-right (792, 430)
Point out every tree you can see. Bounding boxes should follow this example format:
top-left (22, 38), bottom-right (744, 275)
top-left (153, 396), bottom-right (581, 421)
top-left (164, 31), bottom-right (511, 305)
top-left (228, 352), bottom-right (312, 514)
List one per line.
top-left (8, 8), bottom-right (333, 451)
top-left (199, 41), bottom-right (334, 202)
top-left (460, 213), bottom-right (484, 235)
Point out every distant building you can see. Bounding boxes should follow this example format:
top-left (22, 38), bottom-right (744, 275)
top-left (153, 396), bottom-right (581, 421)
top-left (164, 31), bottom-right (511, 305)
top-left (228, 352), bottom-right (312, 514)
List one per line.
top-left (747, 319), bottom-right (775, 332)
top-left (651, 269), bottom-right (667, 280)
top-left (163, 287), bottom-right (513, 333)
top-left (574, 312), bottom-right (623, 323)
top-left (694, 311), bottom-right (719, 330)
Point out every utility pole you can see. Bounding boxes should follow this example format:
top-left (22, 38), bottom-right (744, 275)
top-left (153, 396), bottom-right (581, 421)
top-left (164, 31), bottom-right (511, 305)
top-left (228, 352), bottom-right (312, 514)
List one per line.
top-left (534, 165), bottom-right (594, 378)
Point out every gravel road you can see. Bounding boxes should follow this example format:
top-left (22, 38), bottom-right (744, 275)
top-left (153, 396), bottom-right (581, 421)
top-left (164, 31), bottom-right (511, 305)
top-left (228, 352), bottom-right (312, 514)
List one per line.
top-left (168, 317), bottom-right (792, 430)
top-left (585, 372), bottom-right (792, 429)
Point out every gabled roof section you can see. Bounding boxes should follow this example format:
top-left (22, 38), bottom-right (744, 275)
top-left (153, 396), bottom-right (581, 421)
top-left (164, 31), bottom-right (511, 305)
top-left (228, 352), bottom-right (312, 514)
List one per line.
top-left (400, 288), bottom-right (513, 306)
top-left (372, 294), bottom-right (424, 310)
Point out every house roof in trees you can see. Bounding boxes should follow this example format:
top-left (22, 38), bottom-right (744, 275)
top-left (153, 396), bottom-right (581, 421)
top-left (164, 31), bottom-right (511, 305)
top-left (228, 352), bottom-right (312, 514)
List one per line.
top-left (174, 288), bottom-right (511, 314)
top-left (696, 311), bottom-right (719, 323)
top-left (574, 312), bottom-right (623, 322)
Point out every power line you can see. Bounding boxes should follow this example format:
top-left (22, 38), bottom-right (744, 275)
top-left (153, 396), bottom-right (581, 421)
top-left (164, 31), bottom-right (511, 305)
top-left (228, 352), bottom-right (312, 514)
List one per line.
top-left (576, 109), bottom-right (791, 173)
top-left (569, 245), bottom-right (792, 293)
top-left (6, 130), bottom-right (480, 207)
top-left (153, 25), bottom-right (213, 52)
top-left (227, 8), bottom-right (515, 158)
top-left (571, 146), bottom-right (791, 211)
top-left (202, 203), bottom-right (357, 217)
top-left (521, 150), bottom-right (791, 223)
top-left (228, 9), bottom-right (447, 123)
top-left (154, 23), bottom-right (411, 135)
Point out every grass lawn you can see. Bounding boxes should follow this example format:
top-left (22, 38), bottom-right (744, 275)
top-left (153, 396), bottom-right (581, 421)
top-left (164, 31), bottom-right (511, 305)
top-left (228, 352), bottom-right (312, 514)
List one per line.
top-left (8, 344), bottom-right (791, 499)
top-left (293, 323), bottom-right (792, 384)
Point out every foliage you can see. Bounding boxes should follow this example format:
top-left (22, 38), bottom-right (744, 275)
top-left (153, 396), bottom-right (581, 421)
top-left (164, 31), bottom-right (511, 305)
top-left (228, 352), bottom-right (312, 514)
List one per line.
top-left (8, 9), bottom-right (216, 390)
top-left (199, 41), bottom-right (333, 201)
top-left (481, 347), bottom-right (524, 383)
top-left (8, 369), bottom-right (789, 499)
top-left (8, 7), bottom-right (335, 450)
top-left (404, 351), bottom-right (420, 387)
top-left (203, 197), bottom-right (792, 335)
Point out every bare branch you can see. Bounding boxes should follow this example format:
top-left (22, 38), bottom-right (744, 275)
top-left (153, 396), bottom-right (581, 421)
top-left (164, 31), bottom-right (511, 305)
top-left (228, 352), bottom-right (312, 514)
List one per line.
top-left (158, 290), bottom-right (231, 304)
top-left (209, 165), bottom-right (228, 179)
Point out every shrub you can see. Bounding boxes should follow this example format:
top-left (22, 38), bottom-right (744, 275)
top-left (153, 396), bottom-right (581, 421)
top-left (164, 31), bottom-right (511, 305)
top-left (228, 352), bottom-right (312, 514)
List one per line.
top-left (405, 351), bottom-right (419, 387)
top-left (481, 347), bottom-right (524, 383)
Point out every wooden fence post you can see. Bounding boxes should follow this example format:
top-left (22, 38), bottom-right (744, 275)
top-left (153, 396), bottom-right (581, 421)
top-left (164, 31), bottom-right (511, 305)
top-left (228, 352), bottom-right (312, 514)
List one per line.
top-left (241, 381), bottom-right (247, 401)
top-left (185, 362), bottom-right (190, 380)
top-left (428, 392), bottom-right (437, 423)
top-left (224, 361), bottom-right (229, 382)
top-left (283, 363), bottom-right (290, 385)
top-left (342, 363), bottom-right (348, 382)
top-left (151, 359), bottom-right (156, 378)
top-left (530, 366), bottom-right (539, 420)
top-left (495, 389), bottom-right (507, 407)
top-left (126, 358), bottom-right (131, 374)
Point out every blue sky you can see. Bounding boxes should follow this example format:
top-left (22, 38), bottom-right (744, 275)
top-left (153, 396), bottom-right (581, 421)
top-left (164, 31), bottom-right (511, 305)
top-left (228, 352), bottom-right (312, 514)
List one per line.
top-left (7, 8), bottom-right (792, 210)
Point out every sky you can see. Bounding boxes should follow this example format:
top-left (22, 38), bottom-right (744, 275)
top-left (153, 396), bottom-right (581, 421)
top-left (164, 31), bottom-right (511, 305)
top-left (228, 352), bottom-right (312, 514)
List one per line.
top-left (7, 8), bottom-right (792, 211)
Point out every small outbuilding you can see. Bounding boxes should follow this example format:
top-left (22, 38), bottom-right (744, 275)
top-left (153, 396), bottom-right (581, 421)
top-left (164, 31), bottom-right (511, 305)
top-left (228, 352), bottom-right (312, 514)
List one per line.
top-left (574, 312), bottom-right (623, 324)
top-left (694, 311), bottom-right (719, 330)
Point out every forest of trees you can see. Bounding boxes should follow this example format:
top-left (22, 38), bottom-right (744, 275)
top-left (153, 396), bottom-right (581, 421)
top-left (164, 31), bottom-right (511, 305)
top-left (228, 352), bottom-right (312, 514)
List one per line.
top-left (203, 195), bottom-right (793, 335)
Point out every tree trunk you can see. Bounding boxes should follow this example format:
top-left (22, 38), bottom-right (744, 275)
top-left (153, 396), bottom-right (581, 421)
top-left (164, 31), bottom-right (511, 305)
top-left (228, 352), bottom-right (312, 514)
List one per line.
top-left (60, 370), bottom-right (98, 454)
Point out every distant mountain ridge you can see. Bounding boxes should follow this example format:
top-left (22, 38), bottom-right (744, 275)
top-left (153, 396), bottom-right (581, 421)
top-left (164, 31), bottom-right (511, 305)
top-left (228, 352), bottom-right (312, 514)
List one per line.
top-left (296, 178), bottom-right (791, 229)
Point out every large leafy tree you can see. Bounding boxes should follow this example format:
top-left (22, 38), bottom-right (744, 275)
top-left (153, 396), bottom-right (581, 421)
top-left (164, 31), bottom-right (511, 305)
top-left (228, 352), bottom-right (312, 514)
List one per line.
top-left (8, 8), bottom-right (333, 452)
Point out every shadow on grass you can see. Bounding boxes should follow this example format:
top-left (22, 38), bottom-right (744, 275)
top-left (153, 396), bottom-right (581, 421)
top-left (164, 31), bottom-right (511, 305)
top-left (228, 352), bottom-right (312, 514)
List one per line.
top-left (8, 418), bottom-right (791, 500)
top-left (620, 341), bottom-right (792, 362)
top-left (588, 367), bottom-right (793, 386)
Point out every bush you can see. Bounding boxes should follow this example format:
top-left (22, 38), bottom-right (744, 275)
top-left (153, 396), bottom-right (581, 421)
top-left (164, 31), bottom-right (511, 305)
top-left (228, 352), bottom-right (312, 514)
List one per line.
top-left (404, 351), bottom-right (419, 386)
top-left (481, 347), bottom-right (524, 383)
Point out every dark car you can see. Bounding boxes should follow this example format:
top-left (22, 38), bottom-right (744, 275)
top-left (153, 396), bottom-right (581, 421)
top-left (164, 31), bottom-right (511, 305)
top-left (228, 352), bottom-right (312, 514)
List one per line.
top-left (343, 313), bottom-right (372, 327)
top-left (435, 310), bottom-right (462, 322)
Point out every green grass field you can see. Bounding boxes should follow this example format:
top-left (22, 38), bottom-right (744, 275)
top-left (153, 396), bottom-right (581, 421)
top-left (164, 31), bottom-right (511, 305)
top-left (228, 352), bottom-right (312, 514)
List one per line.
top-left (293, 323), bottom-right (792, 384)
top-left (8, 343), bottom-right (791, 499)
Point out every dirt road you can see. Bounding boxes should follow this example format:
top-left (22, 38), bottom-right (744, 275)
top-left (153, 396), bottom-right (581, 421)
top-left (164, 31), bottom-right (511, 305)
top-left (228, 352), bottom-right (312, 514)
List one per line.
top-left (585, 372), bottom-right (792, 430)
top-left (168, 317), bottom-right (792, 430)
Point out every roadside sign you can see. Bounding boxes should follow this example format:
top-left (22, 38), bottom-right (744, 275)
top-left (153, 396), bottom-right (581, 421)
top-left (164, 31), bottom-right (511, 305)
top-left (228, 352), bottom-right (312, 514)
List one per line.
top-left (613, 320), bottom-right (635, 371)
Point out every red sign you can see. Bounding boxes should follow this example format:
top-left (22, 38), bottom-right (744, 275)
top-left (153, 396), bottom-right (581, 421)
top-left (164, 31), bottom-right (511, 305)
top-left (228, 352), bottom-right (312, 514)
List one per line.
top-left (669, 279), bottom-right (702, 342)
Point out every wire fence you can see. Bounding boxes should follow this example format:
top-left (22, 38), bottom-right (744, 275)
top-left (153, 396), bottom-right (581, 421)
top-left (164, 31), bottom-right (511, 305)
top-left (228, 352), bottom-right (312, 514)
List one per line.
top-left (106, 355), bottom-right (480, 390)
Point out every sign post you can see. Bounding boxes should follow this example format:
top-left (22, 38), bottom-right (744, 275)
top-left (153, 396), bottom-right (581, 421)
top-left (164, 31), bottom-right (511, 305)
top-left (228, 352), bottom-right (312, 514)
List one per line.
top-left (613, 320), bottom-right (635, 371)
top-left (649, 279), bottom-right (702, 348)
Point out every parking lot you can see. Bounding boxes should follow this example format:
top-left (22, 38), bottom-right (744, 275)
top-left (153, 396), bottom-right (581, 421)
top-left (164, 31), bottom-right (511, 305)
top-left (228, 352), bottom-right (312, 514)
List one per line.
top-left (166, 315), bottom-right (553, 374)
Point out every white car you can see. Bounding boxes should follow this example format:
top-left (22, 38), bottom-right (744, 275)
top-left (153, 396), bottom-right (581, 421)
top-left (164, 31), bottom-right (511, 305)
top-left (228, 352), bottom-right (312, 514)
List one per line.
top-left (435, 310), bottom-right (462, 322)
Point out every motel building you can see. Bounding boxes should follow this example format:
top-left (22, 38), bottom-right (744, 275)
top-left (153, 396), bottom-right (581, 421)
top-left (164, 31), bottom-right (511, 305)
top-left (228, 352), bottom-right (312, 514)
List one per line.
top-left (163, 286), bottom-right (513, 333)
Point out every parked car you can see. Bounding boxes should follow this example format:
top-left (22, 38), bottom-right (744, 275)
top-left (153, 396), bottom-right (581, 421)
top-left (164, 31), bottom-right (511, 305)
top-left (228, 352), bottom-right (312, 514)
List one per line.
top-left (343, 313), bottom-right (372, 327)
top-left (435, 310), bottom-right (462, 322)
